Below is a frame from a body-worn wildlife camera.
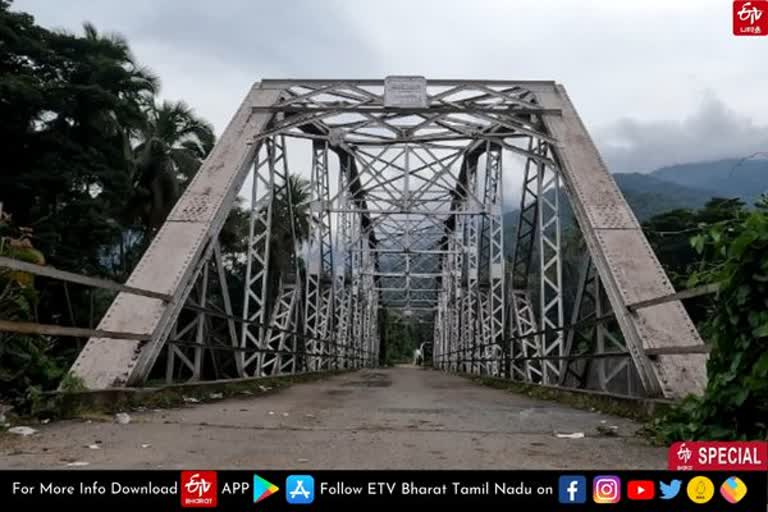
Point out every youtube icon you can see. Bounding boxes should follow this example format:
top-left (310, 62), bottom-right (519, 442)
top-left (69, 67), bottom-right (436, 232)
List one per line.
top-left (627, 481), bottom-right (655, 501)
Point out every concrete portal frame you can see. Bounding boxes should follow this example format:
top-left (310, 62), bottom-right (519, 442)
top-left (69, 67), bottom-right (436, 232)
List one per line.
top-left (68, 78), bottom-right (706, 400)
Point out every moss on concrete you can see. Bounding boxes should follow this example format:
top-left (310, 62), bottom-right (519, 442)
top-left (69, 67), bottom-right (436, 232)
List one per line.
top-left (459, 372), bottom-right (674, 423)
top-left (27, 370), bottom-right (350, 421)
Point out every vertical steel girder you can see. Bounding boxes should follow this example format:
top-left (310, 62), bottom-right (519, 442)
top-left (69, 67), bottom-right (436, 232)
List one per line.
top-left (484, 144), bottom-right (505, 377)
top-left (241, 137), bottom-right (281, 376)
top-left (345, 209), bottom-right (378, 369)
top-left (450, 214), bottom-right (465, 373)
top-left (510, 290), bottom-right (541, 382)
top-left (464, 160), bottom-right (481, 375)
top-left (536, 149), bottom-right (564, 384)
top-left (261, 280), bottom-right (301, 376)
top-left (507, 137), bottom-right (563, 385)
top-left (477, 293), bottom-right (492, 374)
top-left (305, 141), bottom-right (334, 371)
top-left (435, 251), bottom-right (450, 370)
top-left (511, 138), bottom-right (540, 289)
top-left (359, 242), bottom-right (377, 367)
top-left (350, 233), bottom-right (364, 368)
top-left (508, 139), bottom-right (542, 381)
top-left (334, 169), bottom-right (352, 369)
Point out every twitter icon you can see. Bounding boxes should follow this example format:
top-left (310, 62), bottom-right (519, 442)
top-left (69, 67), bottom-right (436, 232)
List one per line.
top-left (660, 480), bottom-right (682, 500)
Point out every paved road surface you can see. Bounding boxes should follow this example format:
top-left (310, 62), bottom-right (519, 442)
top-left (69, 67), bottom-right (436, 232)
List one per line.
top-left (0, 367), bottom-right (665, 469)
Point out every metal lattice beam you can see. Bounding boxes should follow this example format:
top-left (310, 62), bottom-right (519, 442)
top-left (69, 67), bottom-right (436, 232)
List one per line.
top-left (67, 78), bottom-right (706, 400)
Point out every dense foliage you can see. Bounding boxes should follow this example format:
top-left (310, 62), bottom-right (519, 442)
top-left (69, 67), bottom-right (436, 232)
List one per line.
top-left (0, 1), bottom-right (221, 406)
top-left (0, 213), bottom-right (68, 403)
top-left (381, 310), bottom-right (429, 365)
top-left (642, 198), bottom-right (748, 324)
top-left (0, 1), bottom-right (315, 406)
top-left (653, 199), bottom-right (768, 441)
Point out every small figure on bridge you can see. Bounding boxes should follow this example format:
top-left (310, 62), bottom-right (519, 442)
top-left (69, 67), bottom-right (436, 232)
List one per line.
top-left (413, 347), bottom-right (423, 366)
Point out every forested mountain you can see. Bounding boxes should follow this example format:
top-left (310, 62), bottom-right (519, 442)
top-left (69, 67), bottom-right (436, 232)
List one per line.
top-left (613, 172), bottom-right (712, 217)
top-left (651, 158), bottom-right (768, 205)
top-left (502, 159), bottom-right (767, 254)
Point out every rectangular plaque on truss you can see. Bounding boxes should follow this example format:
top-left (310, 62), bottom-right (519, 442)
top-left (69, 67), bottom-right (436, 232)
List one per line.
top-left (384, 76), bottom-right (428, 108)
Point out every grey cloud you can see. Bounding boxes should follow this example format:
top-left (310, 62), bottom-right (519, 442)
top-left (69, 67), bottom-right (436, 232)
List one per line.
top-left (13, 0), bottom-right (768, 172)
top-left (131, 0), bottom-right (382, 76)
top-left (596, 95), bottom-right (768, 173)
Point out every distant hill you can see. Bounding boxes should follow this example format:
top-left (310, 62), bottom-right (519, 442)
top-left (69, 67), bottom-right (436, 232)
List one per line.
top-left (650, 158), bottom-right (768, 205)
top-left (503, 173), bottom-right (713, 241)
top-left (612, 173), bottom-right (712, 220)
top-left (501, 158), bottom-right (768, 256)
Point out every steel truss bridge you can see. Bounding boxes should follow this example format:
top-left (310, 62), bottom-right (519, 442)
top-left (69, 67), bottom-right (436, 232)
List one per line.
top-left (66, 78), bottom-right (707, 399)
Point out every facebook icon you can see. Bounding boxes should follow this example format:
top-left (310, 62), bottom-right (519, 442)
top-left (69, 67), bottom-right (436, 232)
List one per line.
top-left (558, 475), bottom-right (586, 504)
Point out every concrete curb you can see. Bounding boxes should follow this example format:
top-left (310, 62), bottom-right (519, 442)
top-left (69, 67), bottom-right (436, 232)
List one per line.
top-left (455, 371), bottom-right (675, 422)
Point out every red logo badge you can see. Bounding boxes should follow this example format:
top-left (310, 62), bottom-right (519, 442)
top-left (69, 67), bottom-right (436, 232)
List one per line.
top-left (627, 480), bottom-right (655, 501)
top-left (181, 471), bottom-right (218, 508)
top-left (668, 441), bottom-right (768, 471)
top-left (734, 0), bottom-right (768, 35)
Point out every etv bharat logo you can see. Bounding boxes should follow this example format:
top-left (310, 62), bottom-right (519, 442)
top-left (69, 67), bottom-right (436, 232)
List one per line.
top-left (734, 0), bottom-right (768, 35)
top-left (672, 442), bottom-right (694, 470)
top-left (181, 471), bottom-right (218, 508)
top-left (677, 443), bottom-right (693, 464)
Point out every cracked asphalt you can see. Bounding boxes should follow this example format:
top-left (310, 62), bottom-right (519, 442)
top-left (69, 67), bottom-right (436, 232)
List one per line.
top-left (0, 366), bottom-right (665, 469)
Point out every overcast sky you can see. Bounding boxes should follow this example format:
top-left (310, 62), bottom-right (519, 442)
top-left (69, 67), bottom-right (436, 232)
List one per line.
top-left (14, 0), bottom-right (768, 173)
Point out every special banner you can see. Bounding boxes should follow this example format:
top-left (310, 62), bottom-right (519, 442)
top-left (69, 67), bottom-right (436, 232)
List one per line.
top-left (1, 470), bottom-right (765, 511)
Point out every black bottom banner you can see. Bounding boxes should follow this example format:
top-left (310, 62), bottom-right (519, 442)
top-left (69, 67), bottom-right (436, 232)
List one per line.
top-left (1, 470), bottom-right (765, 511)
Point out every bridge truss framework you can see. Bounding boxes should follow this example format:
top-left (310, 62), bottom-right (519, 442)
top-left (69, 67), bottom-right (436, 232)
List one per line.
top-left (67, 78), bottom-right (707, 399)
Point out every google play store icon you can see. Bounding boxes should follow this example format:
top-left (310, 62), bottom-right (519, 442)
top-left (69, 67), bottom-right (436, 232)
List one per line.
top-left (253, 474), bottom-right (280, 504)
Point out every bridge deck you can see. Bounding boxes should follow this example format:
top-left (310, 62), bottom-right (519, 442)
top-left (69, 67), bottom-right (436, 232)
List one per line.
top-left (0, 368), bottom-right (664, 469)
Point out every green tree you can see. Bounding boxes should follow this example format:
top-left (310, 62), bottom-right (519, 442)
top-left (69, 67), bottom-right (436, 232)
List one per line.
top-left (127, 100), bottom-right (215, 233)
top-left (655, 198), bottom-right (768, 440)
top-left (0, 212), bottom-right (66, 406)
top-left (0, 2), bottom-right (220, 403)
top-left (381, 310), bottom-right (420, 365)
top-left (0, 3), bottom-right (157, 275)
top-left (642, 198), bottom-right (748, 325)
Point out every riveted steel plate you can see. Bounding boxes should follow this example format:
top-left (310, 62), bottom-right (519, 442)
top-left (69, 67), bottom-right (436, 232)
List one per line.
top-left (587, 200), bottom-right (638, 229)
top-left (594, 229), bottom-right (672, 305)
top-left (169, 192), bottom-right (215, 222)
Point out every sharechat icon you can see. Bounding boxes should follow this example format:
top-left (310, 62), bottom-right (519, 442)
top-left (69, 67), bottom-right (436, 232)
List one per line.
top-left (720, 476), bottom-right (747, 504)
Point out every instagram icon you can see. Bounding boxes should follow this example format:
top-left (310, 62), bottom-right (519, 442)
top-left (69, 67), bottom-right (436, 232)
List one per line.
top-left (593, 476), bottom-right (621, 504)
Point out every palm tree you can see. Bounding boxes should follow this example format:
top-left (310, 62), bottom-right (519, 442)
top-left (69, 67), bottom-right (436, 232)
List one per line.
top-left (79, 22), bottom-right (160, 138)
top-left (128, 100), bottom-right (216, 233)
top-left (270, 174), bottom-right (311, 280)
top-left (241, 174), bottom-right (310, 315)
top-left (35, 22), bottom-right (160, 279)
